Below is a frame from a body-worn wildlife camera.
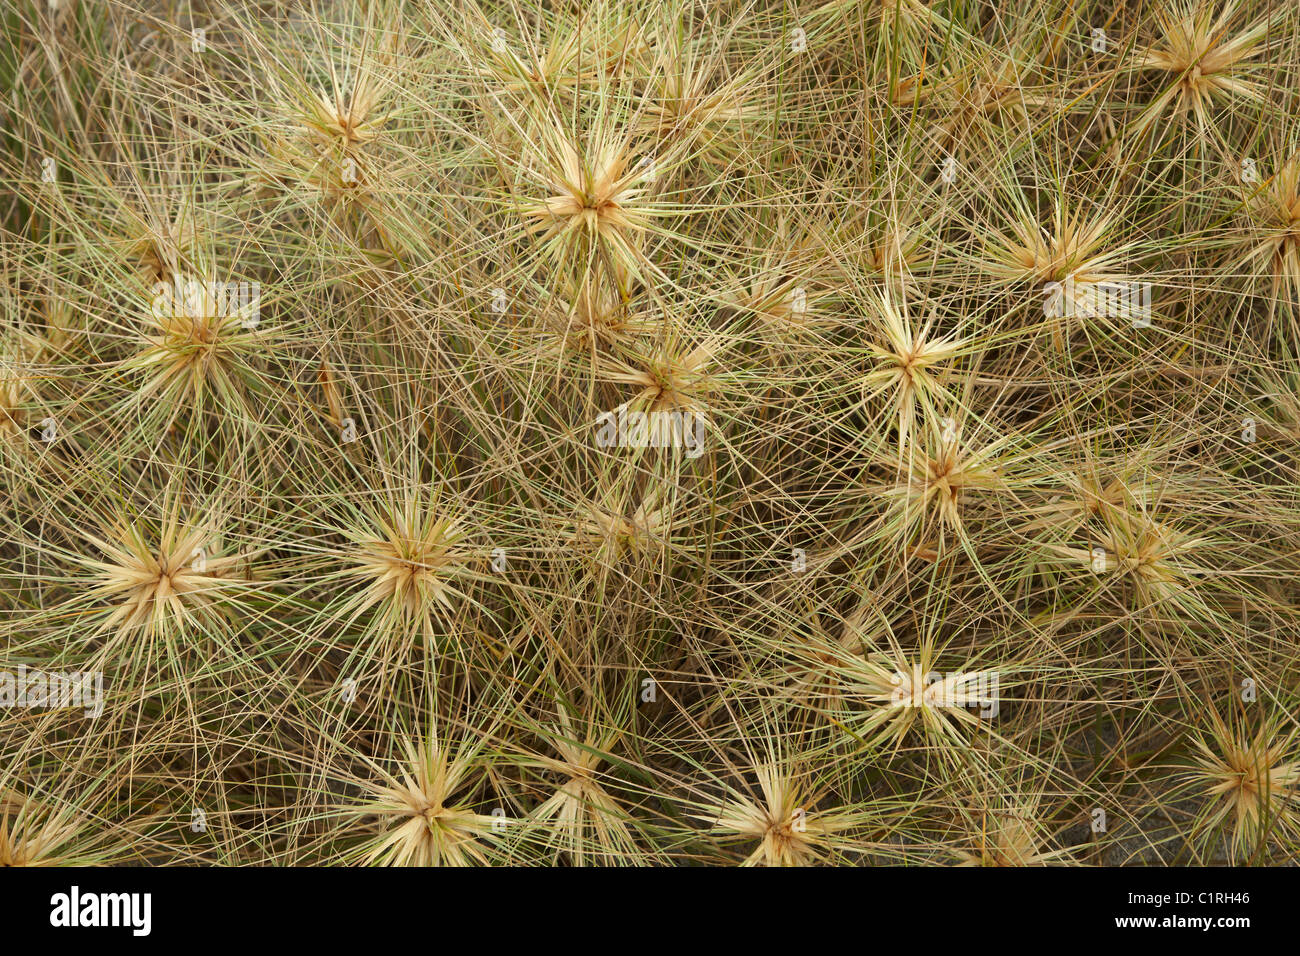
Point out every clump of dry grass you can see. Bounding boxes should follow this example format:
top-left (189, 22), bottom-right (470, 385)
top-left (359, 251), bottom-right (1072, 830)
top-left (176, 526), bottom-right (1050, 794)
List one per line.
top-left (1, 0), bottom-right (1299, 868)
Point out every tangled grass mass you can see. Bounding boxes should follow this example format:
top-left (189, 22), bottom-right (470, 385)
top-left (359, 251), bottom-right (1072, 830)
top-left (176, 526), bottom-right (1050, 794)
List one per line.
top-left (3, 0), bottom-right (1300, 866)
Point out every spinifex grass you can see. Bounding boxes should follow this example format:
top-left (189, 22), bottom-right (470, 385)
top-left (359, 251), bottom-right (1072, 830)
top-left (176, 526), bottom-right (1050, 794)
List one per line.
top-left (0, 0), bottom-right (1298, 867)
